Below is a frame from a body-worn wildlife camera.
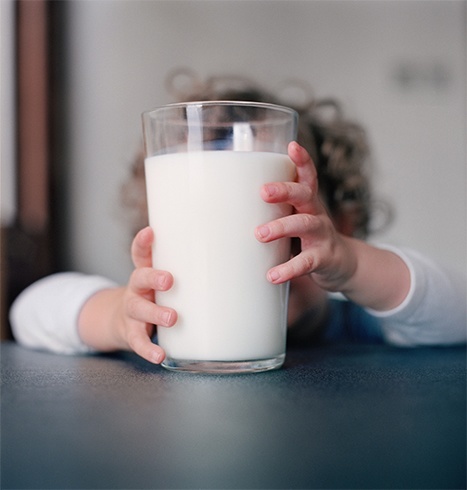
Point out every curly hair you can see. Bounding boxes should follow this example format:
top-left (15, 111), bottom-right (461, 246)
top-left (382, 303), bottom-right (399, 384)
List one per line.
top-left (122, 68), bottom-right (392, 238)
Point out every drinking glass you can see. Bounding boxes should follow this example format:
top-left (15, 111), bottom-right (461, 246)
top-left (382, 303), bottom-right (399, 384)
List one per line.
top-left (142, 101), bottom-right (298, 373)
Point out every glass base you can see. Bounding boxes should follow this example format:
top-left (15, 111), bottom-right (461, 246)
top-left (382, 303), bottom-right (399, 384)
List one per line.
top-left (161, 354), bottom-right (285, 374)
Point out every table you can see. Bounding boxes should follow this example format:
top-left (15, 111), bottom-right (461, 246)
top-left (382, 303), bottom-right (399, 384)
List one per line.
top-left (1, 341), bottom-right (465, 489)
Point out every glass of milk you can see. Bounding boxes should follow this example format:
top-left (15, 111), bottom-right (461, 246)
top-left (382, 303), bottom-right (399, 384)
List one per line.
top-left (142, 101), bottom-right (298, 373)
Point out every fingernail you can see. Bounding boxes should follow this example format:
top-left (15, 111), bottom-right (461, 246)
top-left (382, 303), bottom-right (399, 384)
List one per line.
top-left (268, 269), bottom-right (281, 282)
top-left (256, 225), bottom-right (270, 239)
top-left (265, 184), bottom-right (278, 198)
top-left (163, 311), bottom-right (172, 325)
top-left (157, 274), bottom-right (168, 290)
top-left (152, 351), bottom-right (163, 364)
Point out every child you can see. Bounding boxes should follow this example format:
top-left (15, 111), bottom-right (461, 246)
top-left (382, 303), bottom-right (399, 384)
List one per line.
top-left (10, 73), bottom-right (466, 364)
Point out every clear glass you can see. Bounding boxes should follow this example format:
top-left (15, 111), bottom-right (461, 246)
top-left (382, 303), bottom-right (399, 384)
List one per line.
top-left (142, 101), bottom-right (298, 374)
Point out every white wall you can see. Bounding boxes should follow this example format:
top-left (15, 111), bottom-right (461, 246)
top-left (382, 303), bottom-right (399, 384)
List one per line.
top-left (63, 0), bottom-right (466, 284)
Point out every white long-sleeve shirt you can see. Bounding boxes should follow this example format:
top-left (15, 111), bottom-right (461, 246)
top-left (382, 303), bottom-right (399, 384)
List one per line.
top-left (9, 246), bottom-right (467, 354)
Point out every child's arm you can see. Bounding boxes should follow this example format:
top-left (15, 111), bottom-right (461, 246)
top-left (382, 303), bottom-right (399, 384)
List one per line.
top-left (10, 272), bottom-right (118, 354)
top-left (78, 227), bottom-right (177, 364)
top-left (256, 142), bottom-right (411, 312)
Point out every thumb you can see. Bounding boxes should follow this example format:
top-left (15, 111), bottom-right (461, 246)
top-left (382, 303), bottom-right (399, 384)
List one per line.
top-left (131, 226), bottom-right (154, 268)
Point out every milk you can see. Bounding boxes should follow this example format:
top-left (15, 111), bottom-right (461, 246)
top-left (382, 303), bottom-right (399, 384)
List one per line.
top-left (145, 150), bottom-right (295, 364)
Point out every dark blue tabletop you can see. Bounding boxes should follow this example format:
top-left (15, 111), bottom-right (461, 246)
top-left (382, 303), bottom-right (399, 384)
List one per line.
top-left (1, 341), bottom-right (465, 489)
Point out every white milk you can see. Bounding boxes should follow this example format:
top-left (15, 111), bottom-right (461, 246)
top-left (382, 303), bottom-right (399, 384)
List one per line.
top-left (145, 150), bottom-right (295, 363)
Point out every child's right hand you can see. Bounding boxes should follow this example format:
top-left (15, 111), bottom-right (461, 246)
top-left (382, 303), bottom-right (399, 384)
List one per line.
top-left (78, 226), bottom-right (177, 364)
top-left (120, 226), bottom-right (178, 363)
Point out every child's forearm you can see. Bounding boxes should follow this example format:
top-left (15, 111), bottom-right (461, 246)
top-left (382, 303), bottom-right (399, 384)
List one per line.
top-left (339, 238), bottom-right (411, 312)
top-left (78, 287), bottom-right (128, 352)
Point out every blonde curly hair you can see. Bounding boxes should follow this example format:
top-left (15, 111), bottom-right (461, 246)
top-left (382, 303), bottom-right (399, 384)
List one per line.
top-left (122, 68), bottom-right (391, 239)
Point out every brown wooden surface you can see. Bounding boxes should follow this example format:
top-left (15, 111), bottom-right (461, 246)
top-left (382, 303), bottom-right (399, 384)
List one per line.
top-left (2, 0), bottom-right (55, 340)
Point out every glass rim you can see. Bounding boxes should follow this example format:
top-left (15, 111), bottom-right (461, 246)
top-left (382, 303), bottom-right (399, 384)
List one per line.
top-left (142, 100), bottom-right (298, 119)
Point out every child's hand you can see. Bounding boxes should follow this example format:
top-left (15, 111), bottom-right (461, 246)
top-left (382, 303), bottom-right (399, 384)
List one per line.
top-left (119, 226), bottom-right (177, 363)
top-left (256, 141), bottom-right (410, 313)
top-left (78, 227), bottom-right (177, 364)
top-left (255, 142), bottom-right (357, 293)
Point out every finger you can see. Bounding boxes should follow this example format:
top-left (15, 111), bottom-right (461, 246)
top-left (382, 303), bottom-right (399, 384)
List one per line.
top-left (260, 181), bottom-right (313, 208)
top-left (131, 226), bottom-right (154, 269)
top-left (126, 327), bottom-right (166, 364)
top-left (126, 294), bottom-right (177, 328)
top-left (256, 213), bottom-right (320, 242)
top-left (129, 267), bottom-right (174, 295)
top-left (288, 141), bottom-right (318, 189)
top-left (266, 253), bottom-right (316, 285)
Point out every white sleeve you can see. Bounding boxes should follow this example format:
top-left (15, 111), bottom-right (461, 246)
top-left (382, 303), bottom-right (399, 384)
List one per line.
top-left (9, 272), bottom-right (118, 355)
top-left (366, 245), bottom-right (467, 347)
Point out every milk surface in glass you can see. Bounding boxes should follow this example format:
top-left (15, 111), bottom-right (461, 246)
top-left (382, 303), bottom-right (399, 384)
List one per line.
top-left (145, 150), bottom-right (295, 364)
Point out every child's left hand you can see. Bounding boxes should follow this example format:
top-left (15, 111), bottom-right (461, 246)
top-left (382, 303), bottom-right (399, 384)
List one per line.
top-left (256, 142), bottom-right (411, 315)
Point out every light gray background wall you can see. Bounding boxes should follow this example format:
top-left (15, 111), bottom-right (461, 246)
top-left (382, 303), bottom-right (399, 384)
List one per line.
top-left (62, 0), bottom-right (466, 285)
